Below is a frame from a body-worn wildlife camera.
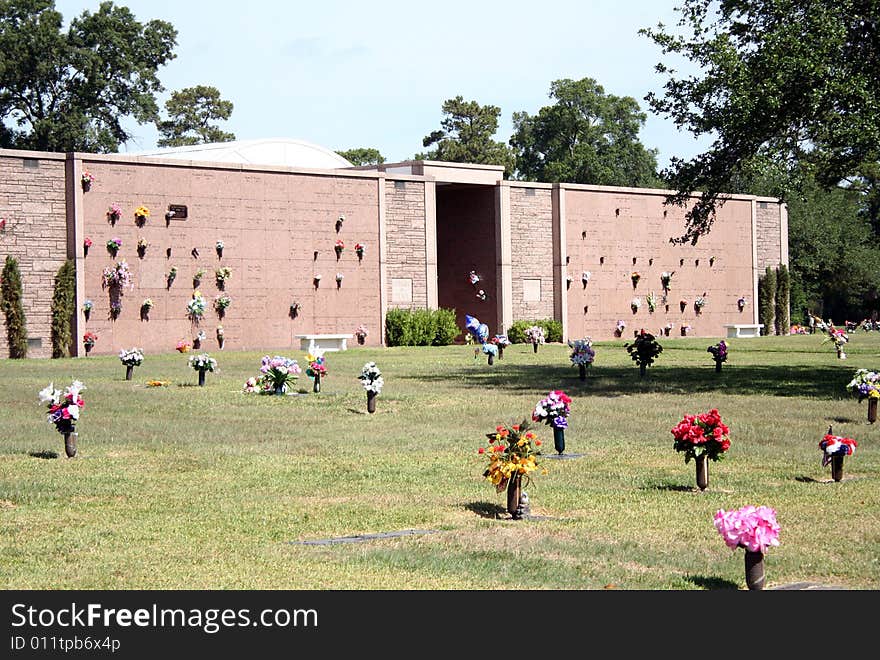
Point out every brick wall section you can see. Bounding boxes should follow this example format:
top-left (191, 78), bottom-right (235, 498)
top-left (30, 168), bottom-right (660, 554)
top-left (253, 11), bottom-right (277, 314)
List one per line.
top-left (565, 188), bottom-right (757, 340)
top-left (0, 154), bottom-right (68, 358)
top-left (436, 186), bottom-right (497, 336)
top-left (384, 180), bottom-right (427, 309)
top-left (509, 187), bottom-right (555, 323)
top-left (756, 202), bottom-right (782, 271)
top-left (78, 158), bottom-right (381, 354)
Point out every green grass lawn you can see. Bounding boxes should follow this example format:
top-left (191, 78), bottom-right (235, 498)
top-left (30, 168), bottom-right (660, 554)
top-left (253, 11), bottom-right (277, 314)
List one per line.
top-left (1, 333), bottom-right (878, 590)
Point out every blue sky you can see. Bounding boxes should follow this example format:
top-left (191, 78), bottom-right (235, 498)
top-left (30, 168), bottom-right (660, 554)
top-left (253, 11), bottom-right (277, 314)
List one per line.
top-left (55, 0), bottom-right (708, 169)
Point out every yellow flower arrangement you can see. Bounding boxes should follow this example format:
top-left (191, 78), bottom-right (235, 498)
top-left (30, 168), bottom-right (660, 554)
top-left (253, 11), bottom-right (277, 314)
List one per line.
top-left (145, 380), bottom-right (170, 387)
top-left (134, 206), bottom-right (150, 218)
top-left (479, 420), bottom-right (544, 492)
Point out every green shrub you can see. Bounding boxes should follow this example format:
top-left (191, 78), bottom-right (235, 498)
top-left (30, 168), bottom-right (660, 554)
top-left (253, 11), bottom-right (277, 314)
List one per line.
top-left (1, 255), bottom-right (28, 358)
top-left (432, 308), bottom-right (460, 345)
top-left (508, 319), bottom-right (563, 343)
top-left (775, 264), bottom-right (790, 336)
top-left (758, 266), bottom-right (776, 336)
top-left (51, 259), bottom-right (76, 358)
top-left (385, 307), bottom-right (461, 346)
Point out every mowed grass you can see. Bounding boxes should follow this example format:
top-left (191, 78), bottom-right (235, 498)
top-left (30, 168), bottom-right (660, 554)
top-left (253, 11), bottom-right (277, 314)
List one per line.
top-left (1, 333), bottom-right (879, 590)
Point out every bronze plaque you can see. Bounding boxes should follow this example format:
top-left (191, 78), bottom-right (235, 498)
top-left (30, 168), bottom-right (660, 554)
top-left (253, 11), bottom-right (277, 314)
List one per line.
top-left (168, 204), bottom-right (188, 219)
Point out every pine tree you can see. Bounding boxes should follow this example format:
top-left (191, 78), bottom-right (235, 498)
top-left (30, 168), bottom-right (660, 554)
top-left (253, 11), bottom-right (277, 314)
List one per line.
top-left (51, 260), bottom-right (76, 358)
top-left (758, 266), bottom-right (776, 336)
top-left (775, 264), bottom-right (790, 336)
top-left (1, 255), bottom-right (28, 357)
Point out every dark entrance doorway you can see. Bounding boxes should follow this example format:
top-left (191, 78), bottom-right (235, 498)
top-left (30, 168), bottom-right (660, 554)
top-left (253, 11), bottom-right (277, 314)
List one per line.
top-left (435, 184), bottom-right (498, 342)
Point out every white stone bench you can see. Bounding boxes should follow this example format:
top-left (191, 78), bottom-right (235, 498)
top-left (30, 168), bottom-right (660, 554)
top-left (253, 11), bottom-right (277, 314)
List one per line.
top-left (724, 324), bottom-right (764, 338)
top-left (295, 334), bottom-right (353, 353)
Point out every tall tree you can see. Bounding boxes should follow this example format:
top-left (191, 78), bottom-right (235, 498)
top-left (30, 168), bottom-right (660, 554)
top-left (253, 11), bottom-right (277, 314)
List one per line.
top-left (336, 147), bottom-right (385, 166)
top-left (1, 255), bottom-right (28, 358)
top-left (156, 85), bottom-right (235, 147)
top-left (50, 259), bottom-right (75, 358)
top-left (510, 77), bottom-right (661, 187)
top-left (641, 0), bottom-right (880, 244)
top-left (0, 0), bottom-right (177, 152)
top-left (417, 96), bottom-right (515, 177)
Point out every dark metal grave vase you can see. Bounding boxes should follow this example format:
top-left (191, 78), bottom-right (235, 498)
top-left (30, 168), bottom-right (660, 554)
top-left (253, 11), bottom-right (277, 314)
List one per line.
top-left (744, 550), bottom-right (765, 590)
top-left (831, 454), bottom-right (844, 482)
top-left (639, 363), bottom-right (647, 378)
top-left (497, 345), bottom-right (504, 359)
top-left (553, 426), bottom-right (565, 454)
top-left (487, 353), bottom-right (494, 365)
top-left (715, 360), bottom-right (723, 373)
top-left (125, 365), bottom-right (133, 381)
top-left (579, 364), bottom-right (587, 380)
top-left (367, 390), bottom-right (377, 414)
top-left (198, 370), bottom-right (206, 387)
top-left (64, 432), bottom-right (77, 458)
top-left (313, 373), bottom-right (321, 393)
top-left (506, 472), bottom-right (523, 519)
top-left (868, 398), bottom-right (878, 424)
top-left (532, 342), bottom-right (538, 354)
top-left (695, 454), bottom-right (708, 491)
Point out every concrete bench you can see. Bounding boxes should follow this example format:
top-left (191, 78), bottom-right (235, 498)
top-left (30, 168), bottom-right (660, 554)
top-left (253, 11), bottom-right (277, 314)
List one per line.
top-left (724, 324), bottom-right (764, 338)
top-left (295, 334), bottom-right (353, 353)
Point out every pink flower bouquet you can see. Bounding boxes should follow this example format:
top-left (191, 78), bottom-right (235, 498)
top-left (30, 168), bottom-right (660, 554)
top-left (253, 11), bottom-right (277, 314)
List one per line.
top-left (714, 505), bottom-right (780, 554)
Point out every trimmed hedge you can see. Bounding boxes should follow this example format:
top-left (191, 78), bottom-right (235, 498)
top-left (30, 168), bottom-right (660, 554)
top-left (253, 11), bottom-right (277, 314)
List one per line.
top-left (507, 319), bottom-right (563, 343)
top-left (51, 259), bottom-right (76, 358)
top-left (1, 255), bottom-right (28, 358)
top-left (385, 307), bottom-right (461, 346)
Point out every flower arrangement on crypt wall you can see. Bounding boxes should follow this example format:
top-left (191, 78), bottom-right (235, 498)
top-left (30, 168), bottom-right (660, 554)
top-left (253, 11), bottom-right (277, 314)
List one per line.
top-left (134, 205), bottom-right (150, 226)
top-left (215, 266), bottom-right (232, 290)
top-left (83, 332), bottom-right (98, 353)
top-left (107, 203), bottom-right (122, 224)
top-left (187, 291), bottom-right (207, 322)
top-left (355, 324), bottom-right (369, 345)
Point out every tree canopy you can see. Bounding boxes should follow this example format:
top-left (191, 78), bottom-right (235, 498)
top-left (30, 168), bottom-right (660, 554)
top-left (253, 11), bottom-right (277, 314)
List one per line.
top-left (156, 85), bottom-right (234, 147)
top-left (417, 96), bottom-right (515, 177)
top-left (510, 77), bottom-right (661, 187)
top-left (336, 147), bottom-right (385, 166)
top-left (641, 0), bottom-right (880, 244)
top-left (0, 0), bottom-right (177, 152)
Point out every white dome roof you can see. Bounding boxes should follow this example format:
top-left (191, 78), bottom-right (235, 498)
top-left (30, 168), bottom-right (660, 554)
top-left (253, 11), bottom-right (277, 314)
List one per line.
top-left (131, 138), bottom-right (353, 169)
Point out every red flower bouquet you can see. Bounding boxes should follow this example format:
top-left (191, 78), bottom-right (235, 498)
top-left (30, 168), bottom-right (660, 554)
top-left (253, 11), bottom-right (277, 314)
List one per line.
top-left (671, 408), bottom-right (731, 463)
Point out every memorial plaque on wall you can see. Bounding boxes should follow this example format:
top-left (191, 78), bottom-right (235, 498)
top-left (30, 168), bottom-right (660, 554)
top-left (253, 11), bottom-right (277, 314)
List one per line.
top-left (168, 204), bottom-right (188, 219)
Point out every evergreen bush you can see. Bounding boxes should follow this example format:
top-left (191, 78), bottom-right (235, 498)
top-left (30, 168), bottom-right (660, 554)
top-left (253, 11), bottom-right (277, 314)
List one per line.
top-left (758, 266), bottom-right (776, 336)
top-left (1, 255), bottom-right (28, 358)
top-left (51, 260), bottom-right (76, 358)
top-left (775, 264), bottom-right (790, 336)
top-left (385, 307), bottom-right (461, 346)
top-left (508, 319), bottom-right (563, 343)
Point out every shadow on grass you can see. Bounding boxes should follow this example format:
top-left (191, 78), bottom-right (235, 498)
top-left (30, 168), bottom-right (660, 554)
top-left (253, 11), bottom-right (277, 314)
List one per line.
top-left (405, 363), bottom-right (853, 399)
top-left (642, 482), bottom-right (695, 492)
top-left (826, 416), bottom-right (856, 424)
top-left (464, 501), bottom-right (506, 519)
top-left (29, 450), bottom-right (58, 459)
top-left (686, 575), bottom-right (740, 590)
top-left (795, 476), bottom-right (821, 483)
